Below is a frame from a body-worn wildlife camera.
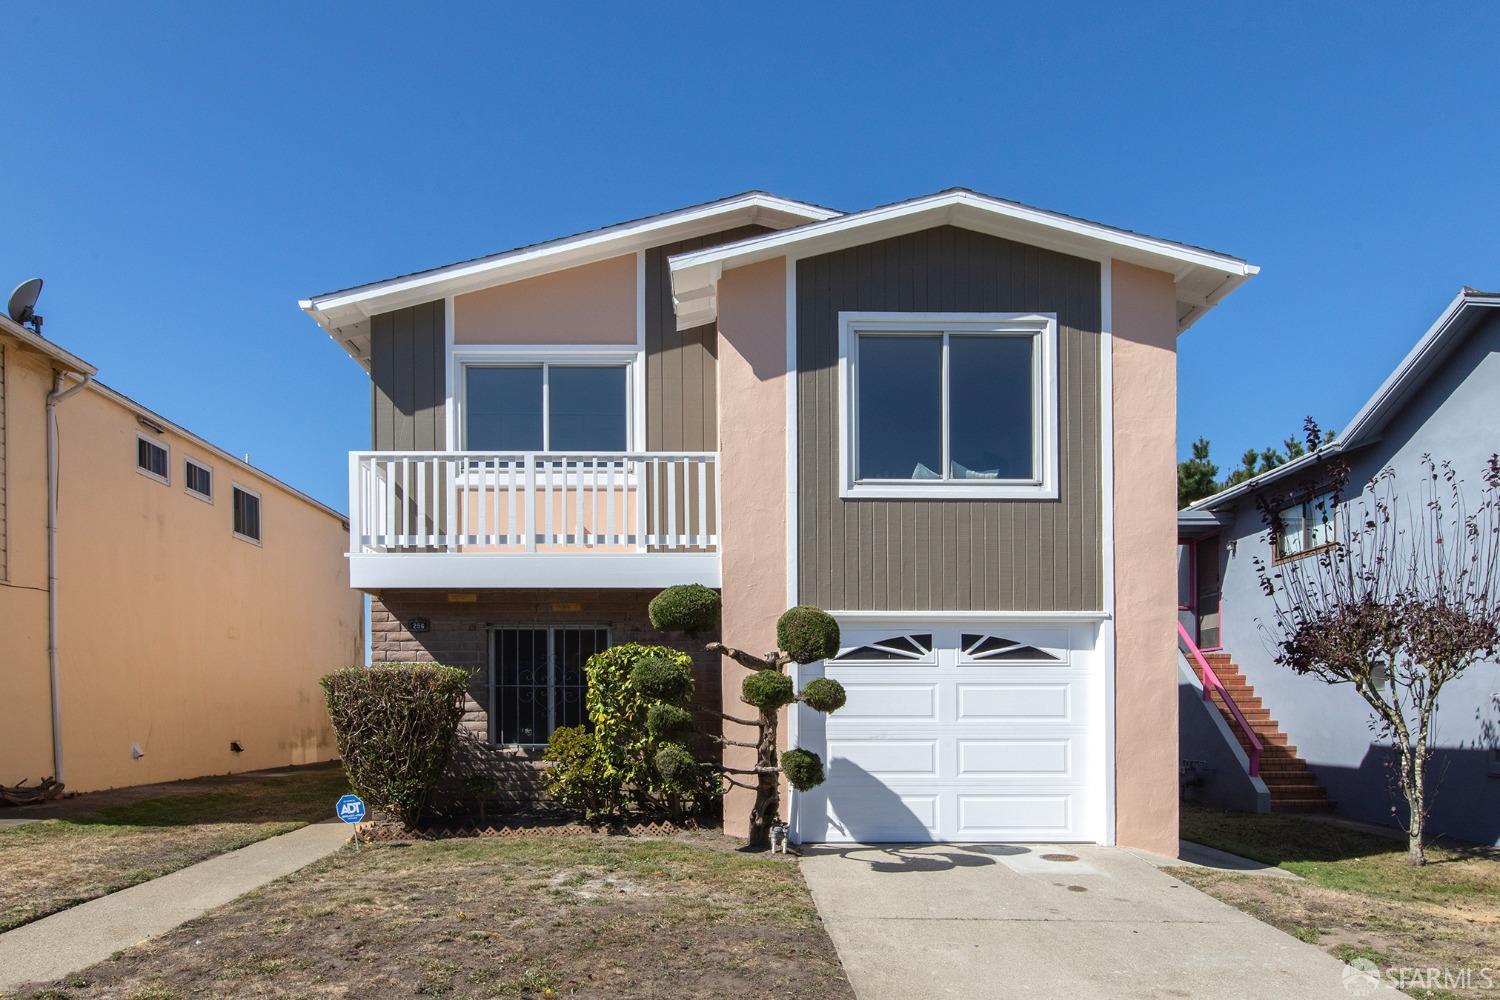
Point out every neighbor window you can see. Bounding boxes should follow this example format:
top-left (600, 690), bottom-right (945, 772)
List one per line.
top-left (463, 363), bottom-right (628, 452)
top-left (232, 485), bottom-right (261, 543)
top-left (841, 313), bottom-right (1056, 498)
top-left (136, 435), bottom-right (169, 483)
top-left (184, 457), bottom-right (213, 501)
top-left (1274, 489), bottom-right (1337, 559)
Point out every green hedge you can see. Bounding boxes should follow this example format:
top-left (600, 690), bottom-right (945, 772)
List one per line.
top-left (321, 663), bottom-right (467, 828)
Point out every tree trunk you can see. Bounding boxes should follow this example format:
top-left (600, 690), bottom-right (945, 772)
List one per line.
top-left (747, 706), bottom-right (780, 849)
top-left (1404, 742), bottom-right (1428, 867)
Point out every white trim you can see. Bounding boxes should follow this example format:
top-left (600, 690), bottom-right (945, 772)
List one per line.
top-left (785, 255), bottom-right (799, 608)
top-left (231, 482), bottom-right (263, 545)
top-left (825, 609), bottom-right (1110, 624)
top-left (1098, 258), bottom-right (1118, 847)
top-left (668, 189), bottom-right (1257, 332)
top-left (443, 295), bottom-right (456, 449)
top-left (348, 551), bottom-right (720, 590)
top-left (183, 454), bottom-right (214, 504)
top-left (134, 432), bottom-right (170, 485)
top-left (449, 347), bottom-right (640, 452)
top-left (300, 192), bottom-right (840, 361)
top-left (836, 312), bottom-right (1059, 500)
top-left (635, 251), bottom-right (648, 451)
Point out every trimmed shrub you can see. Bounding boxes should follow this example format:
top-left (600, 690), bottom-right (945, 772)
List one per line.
top-left (321, 663), bottom-right (467, 828)
top-left (653, 742), bottom-right (699, 788)
top-left (777, 606), bottom-right (841, 664)
top-left (741, 670), bottom-right (796, 711)
top-left (646, 702), bottom-right (694, 738)
top-left (780, 748), bottom-right (825, 792)
top-left (542, 726), bottom-right (616, 821)
top-left (799, 677), bottom-right (848, 713)
top-left (648, 584), bottom-right (722, 634)
top-left (630, 655), bottom-right (694, 703)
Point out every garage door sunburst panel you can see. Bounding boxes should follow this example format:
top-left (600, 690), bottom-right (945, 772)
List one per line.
top-left (960, 632), bottom-right (1063, 663)
top-left (831, 633), bottom-right (934, 662)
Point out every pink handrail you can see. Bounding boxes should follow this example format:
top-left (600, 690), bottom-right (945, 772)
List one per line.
top-left (1177, 619), bottom-right (1262, 777)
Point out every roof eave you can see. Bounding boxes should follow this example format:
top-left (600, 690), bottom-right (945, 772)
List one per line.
top-left (0, 314), bottom-right (98, 375)
top-left (667, 190), bottom-right (1257, 331)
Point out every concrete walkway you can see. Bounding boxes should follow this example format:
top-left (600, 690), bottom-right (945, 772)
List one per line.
top-left (800, 843), bottom-right (1400, 1000)
top-left (0, 820), bottom-right (351, 992)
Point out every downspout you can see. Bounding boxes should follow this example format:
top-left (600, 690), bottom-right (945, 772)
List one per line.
top-left (46, 369), bottom-right (93, 787)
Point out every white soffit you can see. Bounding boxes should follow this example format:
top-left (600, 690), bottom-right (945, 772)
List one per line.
top-left (300, 192), bottom-right (840, 369)
top-left (668, 189), bottom-right (1258, 332)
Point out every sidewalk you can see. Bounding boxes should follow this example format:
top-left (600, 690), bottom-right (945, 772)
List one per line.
top-left (0, 820), bottom-right (351, 992)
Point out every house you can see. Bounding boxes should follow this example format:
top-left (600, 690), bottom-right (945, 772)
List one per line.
top-left (301, 189), bottom-right (1257, 852)
top-left (1179, 288), bottom-right (1500, 846)
top-left (0, 308), bottom-right (362, 796)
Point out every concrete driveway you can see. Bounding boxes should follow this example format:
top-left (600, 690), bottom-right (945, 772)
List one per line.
top-left (800, 843), bottom-right (1399, 1000)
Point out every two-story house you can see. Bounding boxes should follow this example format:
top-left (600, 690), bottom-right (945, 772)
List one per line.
top-left (302, 189), bottom-right (1256, 852)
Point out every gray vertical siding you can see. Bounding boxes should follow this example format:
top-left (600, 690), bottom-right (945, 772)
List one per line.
top-left (645, 226), bottom-right (767, 451)
top-left (796, 226), bottom-right (1102, 611)
top-left (371, 300), bottom-right (446, 451)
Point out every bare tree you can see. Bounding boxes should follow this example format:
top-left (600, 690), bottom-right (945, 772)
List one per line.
top-left (1254, 425), bottom-right (1500, 865)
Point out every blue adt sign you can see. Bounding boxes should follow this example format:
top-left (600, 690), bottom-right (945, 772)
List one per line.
top-left (336, 794), bottom-right (367, 824)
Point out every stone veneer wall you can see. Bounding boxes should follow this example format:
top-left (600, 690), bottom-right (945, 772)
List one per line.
top-left (370, 589), bottom-right (723, 809)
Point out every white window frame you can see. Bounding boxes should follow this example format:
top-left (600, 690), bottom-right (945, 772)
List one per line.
top-left (231, 482), bottom-right (262, 545)
top-left (183, 455), bottom-right (214, 503)
top-left (135, 432), bottom-right (170, 485)
top-left (449, 346), bottom-right (640, 453)
top-left (837, 312), bottom-right (1059, 500)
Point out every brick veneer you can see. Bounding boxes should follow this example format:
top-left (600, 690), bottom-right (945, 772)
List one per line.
top-left (371, 588), bottom-right (723, 808)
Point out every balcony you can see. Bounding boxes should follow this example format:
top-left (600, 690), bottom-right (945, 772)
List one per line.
top-left (347, 451), bottom-right (720, 590)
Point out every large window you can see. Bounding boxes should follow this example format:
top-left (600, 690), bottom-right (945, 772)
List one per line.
top-left (464, 363), bottom-right (628, 452)
top-left (1275, 489), bottom-right (1336, 559)
top-left (232, 484), bottom-right (262, 543)
top-left (491, 626), bottom-right (608, 746)
top-left (840, 313), bottom-right (1057, 499)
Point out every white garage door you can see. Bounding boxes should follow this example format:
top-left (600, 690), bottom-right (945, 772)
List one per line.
top-left (793, 623), bottom-right (1104, 843)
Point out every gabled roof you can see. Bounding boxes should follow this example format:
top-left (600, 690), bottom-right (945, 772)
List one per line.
top-left (300, 191), bottom-right (840, 368)
top-left (667, 187), bottom-right (1258, 331)
top-left (0, 313), bottom-right (97, 375)
top-left (1185, 287), bottom-right (1500, 513)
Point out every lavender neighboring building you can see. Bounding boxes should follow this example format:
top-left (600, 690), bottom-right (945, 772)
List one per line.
top-left (1180, 288), bottom-right (1500, 846)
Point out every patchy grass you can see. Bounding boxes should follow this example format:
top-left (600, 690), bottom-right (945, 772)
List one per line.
top-left (0, 767), bottom-right (348, 931)
top-left (1176, 805), bottom-right (1499, 999)
top-left (10, 833), bottom-right (855, 999)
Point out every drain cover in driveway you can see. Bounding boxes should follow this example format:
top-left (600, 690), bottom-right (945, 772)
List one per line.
top-left (1041, 853), bottom-right (1080, 862)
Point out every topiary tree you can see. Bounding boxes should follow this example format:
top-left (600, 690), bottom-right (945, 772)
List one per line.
top-left (650, 587), bottom-right (846, 848)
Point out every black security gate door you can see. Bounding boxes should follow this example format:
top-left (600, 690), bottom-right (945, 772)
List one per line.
top-left (491, 627), bottom-right (608, 746)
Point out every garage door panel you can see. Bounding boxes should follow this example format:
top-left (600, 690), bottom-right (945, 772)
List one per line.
top-left (827, 790), bottom-right (940, 842)
top-left (835, 683), bottom-right (939, 719)
top-left (828, 739), bottom-right (938, 776)
top-left (957, 683), bottom-right (1073, 721)
top-left (957, 739), bottom-right (1071, 776)
top-left (957, 795), bottom-right (1072, 838)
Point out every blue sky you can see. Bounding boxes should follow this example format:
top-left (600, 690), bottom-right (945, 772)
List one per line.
top-left (4, 2), bottom-right (1497, 510)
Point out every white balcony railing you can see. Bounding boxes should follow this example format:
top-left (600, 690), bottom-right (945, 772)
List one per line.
top-left (349, 451), bottom-right (719, 555)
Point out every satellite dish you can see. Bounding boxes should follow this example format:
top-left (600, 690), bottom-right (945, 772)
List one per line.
top-left (7, 278), bottom-right (44, 331)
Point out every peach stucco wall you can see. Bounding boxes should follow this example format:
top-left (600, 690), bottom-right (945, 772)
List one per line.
top-left (0, 339), bottom-right (362, 793)
top-left (453, 253), bottom-right (637, 345)
top-left (1110, 259), bottom-right (1181, 856)
top-left (714, 258), bottom-right (789, 838)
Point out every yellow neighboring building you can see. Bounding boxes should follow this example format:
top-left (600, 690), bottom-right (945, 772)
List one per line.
top-left (0, 312), bottom-right (362, 794)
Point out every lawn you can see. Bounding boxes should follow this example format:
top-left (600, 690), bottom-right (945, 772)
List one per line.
top-left (1176, 804), bottom-right (1499, 1000)
top-left (0, 766), bottom-right (349, 932)
top-left (9, 834), bottom-right (855, 1000)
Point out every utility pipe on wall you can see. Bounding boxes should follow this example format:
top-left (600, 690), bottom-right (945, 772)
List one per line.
top-left (46, 369), bottom-right (92, 787)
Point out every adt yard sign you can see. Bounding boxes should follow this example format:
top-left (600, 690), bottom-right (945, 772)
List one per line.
top-left (336, 794), bottom-right (366, 824)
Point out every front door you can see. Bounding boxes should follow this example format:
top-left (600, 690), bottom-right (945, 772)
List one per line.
top-left (1193, 537), bottom-right (1222, 649)
top-left (491, 626), bottom-right (609, 746)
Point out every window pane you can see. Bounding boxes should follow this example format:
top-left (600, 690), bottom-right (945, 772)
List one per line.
top-left (466, 366), bottom-right (543, 451)
top-left (1305, 491), bottom-right (1336, 549)
top-left (948, 335), bottom-right (1034, 480)
top-left (548, 366), bottom-right (626, 451)
top-left (856, 335), bottom-right (941, 480)
top-left (138, 438), bottom-right (167, 477)
top-left (1276, 504), bottom-right (1305, 556)
top-left (234, 489), bottom-right (261, 540)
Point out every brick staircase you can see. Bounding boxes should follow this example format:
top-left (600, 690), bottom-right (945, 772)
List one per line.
top-left (1193, 651), bottom-right (1334, 813)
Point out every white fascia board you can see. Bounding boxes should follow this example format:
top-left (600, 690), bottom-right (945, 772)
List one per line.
top-left (0, 314), bottom-right (97, 375)
top-left (348, 552), bottom-right (722, 591)
top-left (667, 191), bottom-right (1257, 331)
top-left (301, 193), bottom-right (838, 330)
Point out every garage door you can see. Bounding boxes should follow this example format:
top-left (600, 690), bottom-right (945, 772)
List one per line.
top-left (792, 623), bottom-right (1103, 843)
